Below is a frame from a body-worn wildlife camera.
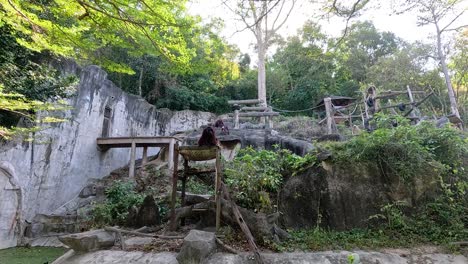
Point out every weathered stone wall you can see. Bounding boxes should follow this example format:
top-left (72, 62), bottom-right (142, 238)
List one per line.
top-left (0, 65), bottom-right (215, 248)
top-left (280, 160), bottom-right (439, 230)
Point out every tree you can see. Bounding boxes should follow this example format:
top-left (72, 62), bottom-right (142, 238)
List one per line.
top-left (396, 0), bottom-right (466, 120)
top-left (0, 0), bottom-right (195, 73)
top-left (224, 0), bottom-right (296, 106)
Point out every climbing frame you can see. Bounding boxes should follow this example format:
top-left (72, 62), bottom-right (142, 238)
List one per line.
top-left (169, 145), bottom-right (222, 231)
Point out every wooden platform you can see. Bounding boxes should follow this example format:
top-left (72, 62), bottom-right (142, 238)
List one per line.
top-left (97, 136), bottom-right (182, 177)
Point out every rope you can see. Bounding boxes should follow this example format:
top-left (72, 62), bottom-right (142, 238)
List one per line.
top-left (271, 104), bottom-right (322, 113)
top-left (332, 102), bottom-right (360, 116)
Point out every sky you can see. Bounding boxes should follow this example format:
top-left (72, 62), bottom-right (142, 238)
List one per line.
top-left (187, 0), bottom-right (467, 60)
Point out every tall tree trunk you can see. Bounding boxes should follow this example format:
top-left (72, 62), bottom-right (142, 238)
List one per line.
top-left (436, 24), bottom-right (460, 119)
top-left (138, 67), bottom-right (143, 96)
top-left (257, 44), bottom-right (267, 107)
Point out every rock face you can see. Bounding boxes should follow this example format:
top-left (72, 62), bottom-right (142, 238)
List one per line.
top-left (176, 230), bottom-right (217, 264)
top-left (58, 229), bottom-right (115, 252)
top-left (0, 63), bottom-right (215, 248)
top-left (280, 160), bottom-right (439, 230)
top-left (185, 129), bottom-right (314, 156)
top-left (136, 195), bottom-right (160, 227)
top-left (0, 162), bottom-right (21, 249)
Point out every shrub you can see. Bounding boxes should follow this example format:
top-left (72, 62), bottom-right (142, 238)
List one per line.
top-left (91, 181), bottom-right (144, 227)
top-left (224, 146), bottom-right (316, 212)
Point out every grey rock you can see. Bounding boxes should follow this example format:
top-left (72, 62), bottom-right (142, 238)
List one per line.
top-left (177, 230), bottom-right (217, 264)
top-left (79, 184), bottom-right (98, 198)
top-left (58, 229), bottom-right (115, 252)
top-left (0, 63), bottom-right (215, 248)
top-left (123, 237), bottom-right (153, 247)
top-left (52, 250), bottom-right (178, 264)
top-left (136, 195), bottom-right (160, 227)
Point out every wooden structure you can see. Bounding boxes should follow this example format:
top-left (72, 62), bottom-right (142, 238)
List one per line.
top-left (97, 136), bottom-right (181, 177)
top-left (170, 145), bottom-right (223, 231)
top-left (316, 96), bottom-right (357, 134)
top-left (227, 99), bottom-right (279, 129)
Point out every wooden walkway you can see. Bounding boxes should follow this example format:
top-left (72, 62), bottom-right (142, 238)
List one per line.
top-left (97, 136), bottom-right (181, 177)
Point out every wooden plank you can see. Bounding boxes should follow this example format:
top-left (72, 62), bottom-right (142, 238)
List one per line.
top-left (170, 143), bottom-right (180, 231)
top-left (238, 112), bottom-right (279, 117)
top-left (228, 99), bottom-right (264, 105)
top-left (129, 141), bottom-right (136, 178)
top-left (221, 183), bottom-right (264, 264)
top-left (240, 106), bottom-right (270, 111)
top-left (97, 136), bottom-right (182, 149)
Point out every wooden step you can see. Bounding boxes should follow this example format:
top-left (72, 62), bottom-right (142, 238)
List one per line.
top-left (238, 111), bottom-right (279, 117)
top-left (241, 106), bottom-right (270, 111)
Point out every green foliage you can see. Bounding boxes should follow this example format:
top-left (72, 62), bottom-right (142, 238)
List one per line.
top-left (318, 117), bottom-right (468, 247)
top-left (1, 0), bottom-right (195, 73)
top-left (326, 114), bottom-right (467, 182)
top-left (155, 86), bottom-right (229, 113)
top-left (0, 247), bottom-right (67, 264)
top-left (91, 180), bottom-right (144, 227)
top-left (224, 146), bottom-right (316, 212)
top-left (185, 178), bottom-right (214, 195)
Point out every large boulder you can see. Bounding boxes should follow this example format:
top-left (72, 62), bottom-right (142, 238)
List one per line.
top-left (58, 229), bottom-right (115, 252)
top-left (280, 160), bottom-right (439, 230)
top-left (136, 195), bottom-right (160, 227)
top-left (176, 230), bottom-right (216, 264)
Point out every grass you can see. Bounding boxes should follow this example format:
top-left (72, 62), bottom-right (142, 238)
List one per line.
top-left (0, 247), bottom-right (67, 264)
top-left (276, 228), bottom-right (457, 252)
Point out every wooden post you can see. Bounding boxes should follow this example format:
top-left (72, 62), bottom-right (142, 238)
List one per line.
top-left (170, 142), bottom-right (179, 231)
top-left (406, 85), bottom-right (417, 119)
top-left (234, 110), bottom-right (240, 129)
top-left (168, 139), bottom-right (175, 174)
top-left (181, 159), bottom-right (189, 226)
top-left (129, 140), bottom-right (136, 178)
top-left (324, 97), bottom-right (333, 135)
top-left (142, 146), bottom-right (148, 166)
top-left (215, 148), bottom-right (222, 232)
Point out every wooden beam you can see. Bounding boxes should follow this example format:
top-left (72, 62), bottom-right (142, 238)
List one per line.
top-left (404, 92), bottom-right (434, 117)
top-left (215, 149), bottom-right (222, 232)
top-left (240, 106), bottom-right (270, 111)
top-left (129, 141), bottom-right (136, 178)
top-left (234, 110), bottom-right (240, 129)
top-left (228, 99), bottom-right (264, 105)
top-left (170, 143), bottom-right (179, 231)
top-left (221, 183), bottom-right (264, 264)
top-left (238, 112), bottom-right (279, 117)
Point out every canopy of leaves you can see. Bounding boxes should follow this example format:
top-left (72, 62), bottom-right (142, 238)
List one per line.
top-left (1, 0), bottom-right (195, 73)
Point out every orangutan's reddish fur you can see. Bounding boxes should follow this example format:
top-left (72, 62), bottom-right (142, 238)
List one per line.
top-left (198, 126), bottom-right (218, 146)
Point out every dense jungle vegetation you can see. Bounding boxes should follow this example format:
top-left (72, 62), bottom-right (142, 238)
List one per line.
top-left (2, 0), bottom-right (465, 251)
top-left (1, 0), bottom-right (467, 138)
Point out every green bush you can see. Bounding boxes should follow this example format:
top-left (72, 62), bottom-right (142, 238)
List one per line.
top-left (224, 146), bottom-right (316, 212)
top-left (322, 116), bottom-right (468, 244)
top-left (91, 181), bottom-right (144, 227)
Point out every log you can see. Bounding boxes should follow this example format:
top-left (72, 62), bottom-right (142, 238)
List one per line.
top-left (221, 183), bottom-right (264, 264)
top-left (228, 99), bottom-right (264, 105)
top-left (216, 237), bottom-right (239, 254)
top-left (241, 106), bottom-right (270, 111)
top-left (104, 226), bottom-right (184, 239)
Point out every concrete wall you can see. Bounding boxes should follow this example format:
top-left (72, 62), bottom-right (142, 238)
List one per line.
top-left (0, 65), bottom-right (216, 248)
